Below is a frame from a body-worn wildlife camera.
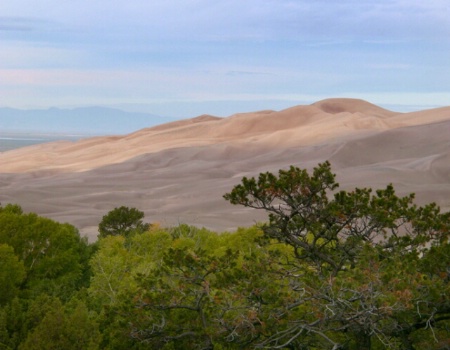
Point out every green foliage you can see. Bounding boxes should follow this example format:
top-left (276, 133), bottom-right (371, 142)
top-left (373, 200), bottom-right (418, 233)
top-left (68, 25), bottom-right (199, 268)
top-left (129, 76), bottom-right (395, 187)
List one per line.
top-left (0, 203), bottom-right (98, 349)
top-left (98, 206), bottom-right (150, 239)
top-left (88, 225), bottom-right (279, 349)
top-left (0, 205), bottom-right (92, 300)
top-left (0, 244), bottom-right (25, 305)
top-left (0, 203), bottom-right (23, 215)
top-left (89, 235), bottom-right (138, 305)
top-left (19, 299), bottom-right (101, 350)
top-left (224, 161), bottom-right (450, 349)
top-left (0, 297), bottom-right (26, 349)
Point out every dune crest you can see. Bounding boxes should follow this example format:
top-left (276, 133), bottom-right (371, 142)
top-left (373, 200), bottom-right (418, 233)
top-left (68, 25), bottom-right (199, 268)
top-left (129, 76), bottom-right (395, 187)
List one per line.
top-left (0, 99), bottom-right (398, 173)
top-left (1, 98), bottom-right (449, 240)
top-left (313, 98), bottom-right (397, 118)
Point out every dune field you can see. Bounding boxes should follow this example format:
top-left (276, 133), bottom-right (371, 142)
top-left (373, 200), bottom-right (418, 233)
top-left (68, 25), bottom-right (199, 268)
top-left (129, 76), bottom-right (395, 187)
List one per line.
top-left (1, 98), bottom-right (449, 241)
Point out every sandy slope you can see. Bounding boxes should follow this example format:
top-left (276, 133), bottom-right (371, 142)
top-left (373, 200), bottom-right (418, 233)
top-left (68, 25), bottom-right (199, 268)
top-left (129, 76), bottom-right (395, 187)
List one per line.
top-left (1, 98), bottom-right (449, 241)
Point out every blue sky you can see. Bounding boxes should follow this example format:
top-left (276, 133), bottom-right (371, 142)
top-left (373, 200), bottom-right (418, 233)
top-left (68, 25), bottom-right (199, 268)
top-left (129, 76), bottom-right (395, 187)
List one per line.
top-left (1, 0), bottom-right (449, 118)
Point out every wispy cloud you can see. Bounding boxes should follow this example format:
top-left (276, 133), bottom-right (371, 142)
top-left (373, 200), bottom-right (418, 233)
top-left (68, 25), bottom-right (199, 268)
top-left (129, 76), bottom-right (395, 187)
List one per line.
top-left (226, 71), bottom-right (271, 77)
top-left (0, 0), bottom-right (448, 115)
top-left (2, 1), bottom-right (449, 42)
top-left (0, 16), bottom-right (61, 32)
top-left (366, 63), bottom-right (412, 70)
top-left (0, 17), bottom-right (35, 31)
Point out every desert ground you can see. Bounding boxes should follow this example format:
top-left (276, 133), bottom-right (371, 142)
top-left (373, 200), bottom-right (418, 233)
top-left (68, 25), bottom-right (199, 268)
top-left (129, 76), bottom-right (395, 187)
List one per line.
top-left (1, 98), bottom-right (449, 241)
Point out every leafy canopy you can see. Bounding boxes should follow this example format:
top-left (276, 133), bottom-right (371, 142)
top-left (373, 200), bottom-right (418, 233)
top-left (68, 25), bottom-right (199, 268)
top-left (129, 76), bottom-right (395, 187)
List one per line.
top-left (98, 206), bottom-right (150, 239)
top-left (224, 161), bottom-right (450, 349)
top-left (0, 204), bottom-right (92, 300)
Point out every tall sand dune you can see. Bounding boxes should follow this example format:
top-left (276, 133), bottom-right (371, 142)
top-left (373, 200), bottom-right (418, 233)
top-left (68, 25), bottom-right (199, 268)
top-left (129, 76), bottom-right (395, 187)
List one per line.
top-left (1, 98), bottom-right (449, 241)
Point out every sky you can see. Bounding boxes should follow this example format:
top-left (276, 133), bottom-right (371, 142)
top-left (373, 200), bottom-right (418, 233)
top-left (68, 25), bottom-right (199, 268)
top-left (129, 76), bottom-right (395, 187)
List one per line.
top-left (1, 0), bottom-right (449, 119)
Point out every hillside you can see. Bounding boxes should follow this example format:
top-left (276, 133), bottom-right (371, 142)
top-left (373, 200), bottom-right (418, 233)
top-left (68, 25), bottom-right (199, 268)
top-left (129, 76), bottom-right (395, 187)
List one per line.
top-left (1, 98), bottom-right (449, 240)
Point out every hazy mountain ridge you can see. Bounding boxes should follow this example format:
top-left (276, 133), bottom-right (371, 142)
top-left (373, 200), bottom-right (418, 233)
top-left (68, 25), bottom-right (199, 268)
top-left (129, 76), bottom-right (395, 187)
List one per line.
top-left (0, 98), bottom-right (449, 240)
top-left (0, 106), bottom-right (174, 135)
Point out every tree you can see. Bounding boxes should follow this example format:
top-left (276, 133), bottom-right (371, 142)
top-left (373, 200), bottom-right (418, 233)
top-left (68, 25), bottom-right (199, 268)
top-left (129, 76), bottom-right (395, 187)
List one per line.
top-left (0, 297), bottom-right (26, 349)
top-left (224, 161), bottom-right (450, 349)
top-left (0, 244), bottom-right (25, 305)
top-left (0, 203), bottom-right (23, 215)
top-left (98, 206), bottom-right (150, 239)
top-left (19, 299), bottom-right (101, 350)
top-left (89, 225), bottom-right (281, 349)
top-left (0, 205), bottom-right (92, 300)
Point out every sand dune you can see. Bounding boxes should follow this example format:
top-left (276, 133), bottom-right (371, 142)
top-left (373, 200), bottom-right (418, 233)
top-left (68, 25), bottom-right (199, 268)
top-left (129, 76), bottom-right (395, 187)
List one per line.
top-left (1, 98), bottom-right (449, 241)
top-left (313, 98), bottom-right (396, 117)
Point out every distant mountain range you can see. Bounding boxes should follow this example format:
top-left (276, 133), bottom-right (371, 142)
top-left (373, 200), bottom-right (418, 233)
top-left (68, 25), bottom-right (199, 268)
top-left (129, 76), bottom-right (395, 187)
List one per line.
top-left (0, 107), bottom-right (176, 135)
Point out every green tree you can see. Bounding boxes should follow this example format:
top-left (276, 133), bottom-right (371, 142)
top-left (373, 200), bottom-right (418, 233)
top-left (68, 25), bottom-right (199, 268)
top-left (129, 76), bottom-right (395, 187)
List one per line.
top-left (19, 299), bottom-right (101, 350)
top-left (98, 206), bottom-right (150, 239)
top-left (0, 204), bottom-right (93, 300)
top-left (0, 297), bottom-right (26, 349)
top-left (88, 226), bottom-right (173, 349)
top-left (89, 225), bottom-right (280, 349)
top-left (0, 203), bottom-right (23, 215)
top-left (0, 244), bottom-right (25, 305)
top-left (224, 161), bottom-right (450, 349)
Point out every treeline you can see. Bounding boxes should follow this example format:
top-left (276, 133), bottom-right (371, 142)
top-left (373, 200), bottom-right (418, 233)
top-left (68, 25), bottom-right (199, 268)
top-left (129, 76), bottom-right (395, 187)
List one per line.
top-left (1, 162), bottom-right (449, 349)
